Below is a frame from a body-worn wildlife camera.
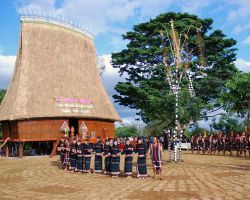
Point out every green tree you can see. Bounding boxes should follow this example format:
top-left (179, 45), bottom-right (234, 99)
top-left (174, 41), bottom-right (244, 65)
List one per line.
top-left (0, 89), bottom-right (6, 104)
top-left (220, 72), bottom-right (250, 132)
top-left (115, 126), bottom-right (138, 138)
top-left (0, 89), bottom-right (6, 138)
top-left (220, 72), bottom-right (250, 117)
top-left (212, 115), bottom-right (244, 134)
top-left (112, 12), bottom-right (237, 131)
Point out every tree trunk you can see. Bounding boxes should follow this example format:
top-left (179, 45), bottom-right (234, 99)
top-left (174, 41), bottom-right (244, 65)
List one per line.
top-left (18, 142), bottom-right (24, 158)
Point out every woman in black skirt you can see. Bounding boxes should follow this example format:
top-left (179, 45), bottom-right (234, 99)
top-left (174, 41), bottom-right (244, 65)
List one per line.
top-left (83, 140), bottom-right (93, 173)
top-left (69, 138), bottom-right (77, 171)
top-left (136, 137), bottom-right (147, 178)
top-left (75, 140), bottom-right (83, 172)
top-left (110, 139), bottom-right (121, 178)
top-left (94, 137), bottom-right (104, 173)
top-left (103, 140), bottom-right (111, 175)
top-left (123, 139), bottom-right (134, 177)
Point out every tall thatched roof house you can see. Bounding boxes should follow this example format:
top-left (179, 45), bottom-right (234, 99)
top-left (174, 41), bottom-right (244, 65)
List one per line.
top-left (0, 13), bottom-right (120, 157)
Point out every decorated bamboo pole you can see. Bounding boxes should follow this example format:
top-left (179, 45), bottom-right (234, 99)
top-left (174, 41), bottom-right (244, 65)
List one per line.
top-left (161, 19), bottom-right (206, 162)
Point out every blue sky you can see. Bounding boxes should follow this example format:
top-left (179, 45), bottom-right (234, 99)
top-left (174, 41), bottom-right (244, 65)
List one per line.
top-left (0, 0), bottom-right (250, 125)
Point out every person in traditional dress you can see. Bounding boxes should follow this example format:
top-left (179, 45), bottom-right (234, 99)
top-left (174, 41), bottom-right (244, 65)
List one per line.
top-left (103, 139), bottom-right (111, 175)
top-left (75, 140), bottom-right (83, 172)
top-left (110, 139), bottom-right (121, 178)
top-left (57, 137), bottom-right (66, 165)
top-left (135, 137), bottom-right (147, 179)
top-left (222, 134), bottom-right (227, 155)
top-left (83, 140), bottom-right (93, 173)
top-left (228, 132), bottom-right (235, 156)
top-left (117, 137), bottom-right (124, 153)
top-left (217, 132), bottom-right (223, 155)
top-left (94, 137), bottom-right (104, 173)
top-left (240, 132), bottom-right (247, 157)
top-left (123, 139), bottom-right (134, 177)
top-left (247, 134), bottom-right (250, 158)
top-left (190, 135), bottom-right (195, 154)
top-left (235, 133), bottom-right (241, 157)
top-left (147, 137), bottom-right (163, 180)
top-left (196, 135), bottom-right (201, 154)
top-left (201, 134), bottom-right (206, 154)
top-left (62, 138), bottom-right (70, 170)
top-left (212, 134), bottom-right (218, 155)
top-left (69, 138), bottom-right (77, 171)
top-left (208, 133), bottom-right (213, 155)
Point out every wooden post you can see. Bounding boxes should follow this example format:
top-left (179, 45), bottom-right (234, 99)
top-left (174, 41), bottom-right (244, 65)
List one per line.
top-left (18, 142), bottom-right (23, 158)
top-left (6, 144), bottom-right (9, 157)
top-left (70, 126), bottom-right (75, 140)
top-left (50, 139), bottom-right (60, 158)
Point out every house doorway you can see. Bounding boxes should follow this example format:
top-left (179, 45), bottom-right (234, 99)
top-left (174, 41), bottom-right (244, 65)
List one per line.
top-left (69, 118), bottom-right (79, 136)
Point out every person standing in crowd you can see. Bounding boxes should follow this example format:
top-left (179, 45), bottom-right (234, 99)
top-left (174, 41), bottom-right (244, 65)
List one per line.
top-left (208, 133), bottom-right (213, 155)
top-left (69, 138), bottom-right (77, 171)
top-left (83, 140), bottom-right (93, 173)
top-left (201, 134), bottom-right (206, 154)
top-left (63, 138), bottom-right (70, 170)
top-left (57, 137), bottom-right (66, 164)
top-left (196, 135), bottom-right (201, 154)
top-left (93, 137), bottom-right (104, 173)
top-left (103, 139), bottom-right (111, 175)
top-left (235, 133), bottom-right (241, 157)
top-left (136, 137), bottom-right (147, 179)
top-left (222, 134), bottom-right (227, 155)
top-left (123, 139), bottom-right (134, 177)
top-left (217, 132), bottom-right (223, 155)
top-left (117, 137), bottom-right (124, 153)
top-left (110, 139), bottom-right (121, 178)
top-left (229, 132), bottom-right (235, 156)
top-left (147, 137), bottom-right (163, 180)
top-left (212, 134), bottom-right (218, 155)
top-left (248, 134), bottom-right (250, 158)
top-left (75, 139), bottom-right (83, 172)
top-left (191, 135), bottom-right (195, 154)
top-left (240, 132), bottom-right (247, 157)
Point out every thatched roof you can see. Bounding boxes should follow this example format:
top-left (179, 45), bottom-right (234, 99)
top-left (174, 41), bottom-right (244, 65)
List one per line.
top-left (0, 19), bottom-right (121, 122)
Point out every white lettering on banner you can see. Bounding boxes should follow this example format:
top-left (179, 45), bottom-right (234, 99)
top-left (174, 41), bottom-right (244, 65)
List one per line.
top-left (55, 97), bottom-right (94, 114)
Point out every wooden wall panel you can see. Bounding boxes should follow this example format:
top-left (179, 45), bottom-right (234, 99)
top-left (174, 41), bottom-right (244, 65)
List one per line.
top-left (1, 118), bottom-right (114, 141)
top-left (17, 119), bottom-right (67, 141)
top-left (2, 122), bottom-right (10, 138)
top-left (78, 119), bottom-right (114, 139)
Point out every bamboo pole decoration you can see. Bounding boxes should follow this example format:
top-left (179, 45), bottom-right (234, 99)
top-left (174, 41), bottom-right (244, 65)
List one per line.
top-left (184, 35), bottom-right (190, 70)
top-left (160, 19), bottom-right (207, 162)
top-left (197, 27), bottom-right (206, 68)
top-left (170, 19), bottom-right (181, 69)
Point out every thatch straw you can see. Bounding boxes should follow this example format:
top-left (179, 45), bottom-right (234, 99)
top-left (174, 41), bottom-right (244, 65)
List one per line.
top-left (0, 20), bottom-right (121, 122)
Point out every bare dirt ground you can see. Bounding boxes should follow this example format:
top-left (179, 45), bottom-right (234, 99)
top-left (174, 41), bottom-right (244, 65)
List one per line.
top-left (0, 151), bottom-right (249, 200)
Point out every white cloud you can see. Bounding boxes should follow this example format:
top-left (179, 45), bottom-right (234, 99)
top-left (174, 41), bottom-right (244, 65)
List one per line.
top-left (233, 22), bottom-right (250, 34)
top-left (0, 46), bottom-right (3, 54)
top-left (234, 58), bottom-right (250, 72)
top-left (110, 36), bottom-right (128, 50)
top-left (115, 116), bottom-right (145, 128)
top-left (226, 0), bottom-right (250, 21)
top-left (99, 54), bottom-right (119, 76)
top-left (17, 0), bottom-right (196, 35)
top-left (243, 36), bottom-right (250, 45)
top-left (179, 0), bottom-right (215, 14)
top-left (0, 55), bottom-right (16, 88)
top-left (17, 0), bottom-right (141, 35)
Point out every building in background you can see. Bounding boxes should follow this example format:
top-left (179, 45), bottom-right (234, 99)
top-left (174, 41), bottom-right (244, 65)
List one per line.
top-left (0, 13), bottom-right (120, 157)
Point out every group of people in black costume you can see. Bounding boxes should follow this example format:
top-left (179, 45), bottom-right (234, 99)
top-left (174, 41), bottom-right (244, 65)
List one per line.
top-left (57, 136), bottom-right (164, 180)
top-left (190, 131), bottom-right (250, 157)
